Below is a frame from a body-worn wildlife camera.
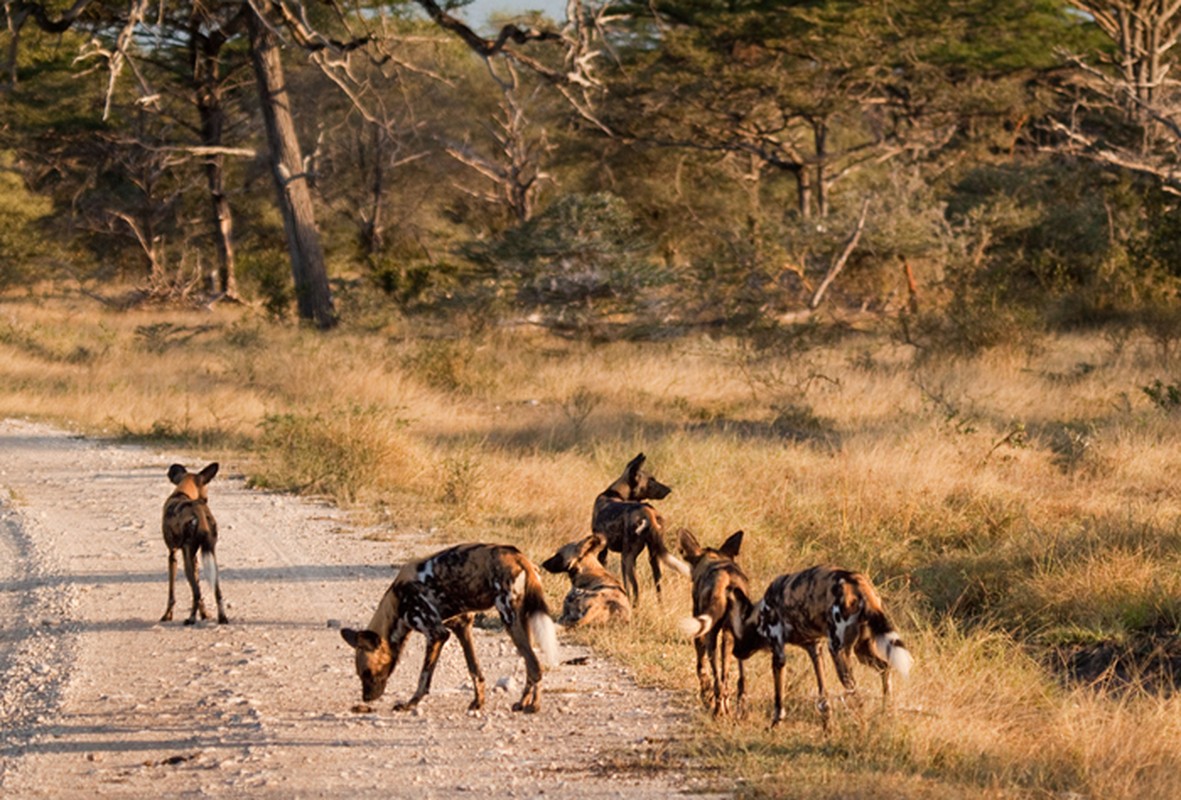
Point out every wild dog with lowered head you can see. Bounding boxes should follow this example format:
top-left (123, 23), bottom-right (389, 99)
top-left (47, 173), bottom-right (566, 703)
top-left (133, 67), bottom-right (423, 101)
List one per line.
top-left (591, 453), bottom-right (688, 602)
top-left (340, 543), bottom-right (559, 714)
top-left (677, 529), bottom-right (752, 717)
top-left (160, 462), bottom-right (228, 625)
top-left (733, 564), bottom-right (913, 729)
top-left (541, 533), bottom-right (632, 627)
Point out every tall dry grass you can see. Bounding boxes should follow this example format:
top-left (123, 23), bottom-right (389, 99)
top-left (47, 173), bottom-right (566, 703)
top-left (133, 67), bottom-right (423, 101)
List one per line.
top-left (2, 290), bottom-right (1179, 797)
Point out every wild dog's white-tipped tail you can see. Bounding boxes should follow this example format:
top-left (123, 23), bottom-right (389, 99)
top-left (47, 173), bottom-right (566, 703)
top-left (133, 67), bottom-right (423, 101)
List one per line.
top-left (202, 551), bottom-right (218, 590)
top-left (678, 614), bottom-right (713, 638)
top-left (530, 612), bottom-right (560, 669)
top-left (662, 552), bottom-right (691, 577)
top-left (877, 632), bottom-right (913, 679)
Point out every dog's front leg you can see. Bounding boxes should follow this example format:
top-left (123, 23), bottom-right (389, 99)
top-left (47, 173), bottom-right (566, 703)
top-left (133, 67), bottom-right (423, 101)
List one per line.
top-left (394, 627), bottom-right (450, 711)
top-left (770, 642), bottom-right (790, 728)
top-left (447, 615), bottom-right (486, 712)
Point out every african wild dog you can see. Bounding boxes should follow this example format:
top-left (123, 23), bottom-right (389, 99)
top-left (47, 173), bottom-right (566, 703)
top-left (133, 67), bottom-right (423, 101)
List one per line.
top-left (733, 564), bottom-right (913, 729)
top-left (340, 543), bottom-right (559, 714)
top-left (677, 529), bottom-right (753, 717)
top-left (160, 462), bottom-right (228, 625)
top-left (541, 533), bottom-right (632, 627)
top-left (591, 453), bottom-right (688, 602)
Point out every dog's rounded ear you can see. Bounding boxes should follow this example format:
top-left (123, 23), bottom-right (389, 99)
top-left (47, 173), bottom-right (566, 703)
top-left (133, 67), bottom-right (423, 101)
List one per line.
top-left (720, 530), bottom-right (744, 559)
top-left (167, 464), bottom-right (188, 485)
top-left (679, 528), bottom-right (701, 559)
top-left (587, 533), bottom-right (607, 554)
top-left (341, 628), bottom-right (381, 651)
top-left (198, 462), bottom-right (220, 485)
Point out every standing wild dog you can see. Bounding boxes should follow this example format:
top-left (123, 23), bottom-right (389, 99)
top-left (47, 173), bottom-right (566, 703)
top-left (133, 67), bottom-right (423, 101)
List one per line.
top-left (677, 529), bottom-right (753, 717)
top-left (591, 452), bottom-right (688, 602)
top-left (340, 543), bottom-right (559, 714)
top-left (733, 564), bottom-right (913, 729)
top-left (160, 462), bottom-right (228, 625)
top-left (541, 533), bottom-right (632, 627)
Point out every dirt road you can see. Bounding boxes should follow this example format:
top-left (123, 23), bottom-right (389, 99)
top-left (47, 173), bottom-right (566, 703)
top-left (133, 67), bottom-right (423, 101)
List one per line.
top-left (0, 419), bottom-right (726, 798)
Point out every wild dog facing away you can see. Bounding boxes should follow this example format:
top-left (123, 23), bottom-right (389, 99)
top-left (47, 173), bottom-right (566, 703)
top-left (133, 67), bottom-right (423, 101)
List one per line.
top-left (677, 529), bottom-right (752, 717)
top-left (541, 533), bottom-right (632, 628)
top-left (591, 453), bottom-right (688, 602)
top-left (340, 543), bottom-right (559, 714)
top-left (733, 564), bottom-right (913, 729)
top-left (160, 462), bottom-right (228, 625)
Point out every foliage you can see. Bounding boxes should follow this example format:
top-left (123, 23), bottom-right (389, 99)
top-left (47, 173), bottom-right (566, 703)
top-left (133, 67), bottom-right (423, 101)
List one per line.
top-left (461, 192), bottom-right (670, 331)
top-left (0, 151), bottom-right (61, 289)
top-left (1142, 379), bottom-right (1181, 412)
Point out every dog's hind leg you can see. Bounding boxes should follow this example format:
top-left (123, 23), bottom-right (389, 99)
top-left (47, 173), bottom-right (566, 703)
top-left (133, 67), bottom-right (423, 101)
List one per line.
top-left (205, 550), bottom-right (228, 624)
top-left (694, 634), bottom-right (712, 709)
top-left (505, 618), bottom-right (544, 713)
top-left (447, 614), bottom-right (486, 712)
top-left (161, 548), bottom-right (178, 622)
top-left (620, 542), bottom-right (643, 603)
top-left (181, 547), bottom-right (208, 625)
top-left (854, 636), bottom-right (891, 709)
top-left (706, 627), bottom-right (728, 716)
top-left (647, 546), bottom-right (664, 597)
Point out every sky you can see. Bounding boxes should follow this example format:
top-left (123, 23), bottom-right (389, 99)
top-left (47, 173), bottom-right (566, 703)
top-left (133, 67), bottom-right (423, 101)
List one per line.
top-left (457, 0), bottom-right (569, 29)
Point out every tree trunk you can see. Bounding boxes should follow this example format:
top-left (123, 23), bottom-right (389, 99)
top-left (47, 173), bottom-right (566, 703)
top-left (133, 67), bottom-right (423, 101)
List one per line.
top-left (190, 22), bottom-right (238, 298)
top-left (363, 123), bottom-right (386, 258)
top-left (813, 119), bottom-right (829, 219)
top-left (247, 2), bottom-right (337, 329)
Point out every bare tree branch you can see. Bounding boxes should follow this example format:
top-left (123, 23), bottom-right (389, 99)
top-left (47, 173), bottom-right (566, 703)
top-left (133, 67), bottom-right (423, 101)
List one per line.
top-left (809, 197), bottom-right (871, 310)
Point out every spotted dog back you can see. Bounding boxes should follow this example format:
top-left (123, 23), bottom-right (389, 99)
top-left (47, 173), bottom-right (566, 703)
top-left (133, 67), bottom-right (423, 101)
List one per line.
top-left (541, 534), bottom-right (631, 627)
top-left (734, 564), bottom-right (913, 728)
top-left (160, 462), bottom-right (227, 625)
top-left (340, 543), bottom-right (559, 714)
top-left (591, 453), bottom-right (688, 602)
top-left (677, 529), bottom-right (753, 717)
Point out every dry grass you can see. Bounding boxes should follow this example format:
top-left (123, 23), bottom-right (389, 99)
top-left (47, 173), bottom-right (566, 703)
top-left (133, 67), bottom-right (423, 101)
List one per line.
top-left (2, 289), bottom-right (1180, 797)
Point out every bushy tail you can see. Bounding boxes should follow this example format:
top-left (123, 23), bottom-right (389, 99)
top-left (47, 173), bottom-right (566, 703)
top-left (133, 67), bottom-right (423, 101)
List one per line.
top-left (529, 612), bottom-right (559, 669)
top-left (637, 513), bottom-right (690, 576)
top-left (678, 614), bottom-right (713, 638)
top-left (876, 631), bottom-right (913, 679)
top-left (200, 536), bottom-right (218, 589)
top-left (522, 563), bottom-right (559, 668)
top-left (860, 582), bottom-right (913, 679)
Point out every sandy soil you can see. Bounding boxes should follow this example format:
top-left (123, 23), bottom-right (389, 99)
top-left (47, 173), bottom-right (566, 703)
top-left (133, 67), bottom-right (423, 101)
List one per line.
top-left (0, 419), bottom-right (729, 799)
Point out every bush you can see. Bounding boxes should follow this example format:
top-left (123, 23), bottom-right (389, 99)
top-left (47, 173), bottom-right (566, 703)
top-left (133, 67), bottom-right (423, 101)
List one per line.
top-left (252, 404), bottom-right (412, 504)
top-left (460, 192), bottom-right (669, 332)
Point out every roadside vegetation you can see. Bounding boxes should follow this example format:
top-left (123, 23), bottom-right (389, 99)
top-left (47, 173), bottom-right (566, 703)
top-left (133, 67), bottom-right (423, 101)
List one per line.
top-left (2, 291), bottom-right (1178, 798)
top-left (5, 0), bottom-right (1181, 794)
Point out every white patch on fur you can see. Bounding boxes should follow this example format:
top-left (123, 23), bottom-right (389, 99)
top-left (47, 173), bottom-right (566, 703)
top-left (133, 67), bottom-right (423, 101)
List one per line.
top-left (878, 632), bottom-right (913, 678)
top-left (417, 560), bottom-right (435, 582)
top-left (634, 518), bottom-right (649, 534)
top-left (529, 612), bottom-right (559, 669)
top-left (511, 570), bottom-right (527, 602)
top-left (678, 614), bottom-right (712, 638)
top-left (831, 604), bottom-right (857, 647)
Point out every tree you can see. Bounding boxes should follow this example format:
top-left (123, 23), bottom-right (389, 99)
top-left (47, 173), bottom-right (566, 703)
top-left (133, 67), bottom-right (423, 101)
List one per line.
top-left (1055, 1), bottom-right (1181, 192)
top-left (247, 0), bottom-right (337, 328)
